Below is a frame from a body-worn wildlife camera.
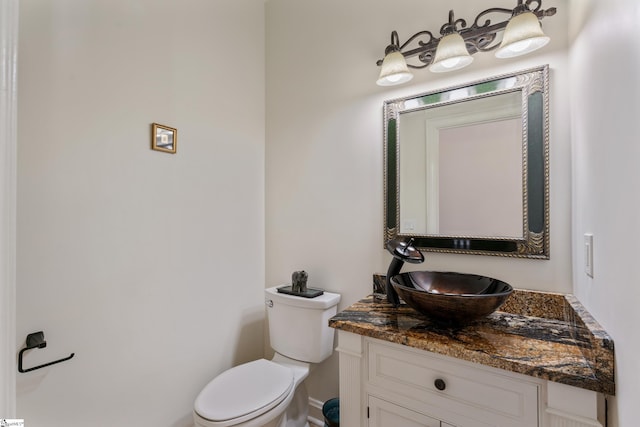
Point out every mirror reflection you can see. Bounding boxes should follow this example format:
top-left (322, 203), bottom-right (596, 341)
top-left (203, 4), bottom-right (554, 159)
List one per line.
top-left (384, 66), bottom-right (549, 258)
top-left (399, 91), bottom-right (523, 237)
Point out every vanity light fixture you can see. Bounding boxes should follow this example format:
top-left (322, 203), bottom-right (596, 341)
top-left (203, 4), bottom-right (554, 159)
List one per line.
top-left (429, 12), bottom-right (474, 73)
top-left (495, 4), bottom-right (551, 58)
top-left (376, 32), bottom-right (414, 86)
top-left (376, 0), bottom-right (556, 86)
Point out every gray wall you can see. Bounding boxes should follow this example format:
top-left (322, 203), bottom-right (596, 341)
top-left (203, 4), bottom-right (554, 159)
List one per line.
top-left (17, 1), bottom-right (265, 426)
top-left (570, 0), bottom-right (640, 425)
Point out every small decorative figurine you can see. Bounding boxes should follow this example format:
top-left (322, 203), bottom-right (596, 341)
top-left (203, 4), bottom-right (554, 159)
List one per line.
top-left (291, 270), bottom-right (308, 293)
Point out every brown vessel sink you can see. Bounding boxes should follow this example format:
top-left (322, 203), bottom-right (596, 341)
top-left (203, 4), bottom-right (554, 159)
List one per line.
top-left (390, 271), bottom-right (513, 326)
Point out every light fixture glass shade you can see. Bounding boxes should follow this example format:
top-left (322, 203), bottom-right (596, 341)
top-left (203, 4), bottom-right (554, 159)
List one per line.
top-left (429, 33), bottom-right (474, 73)
top-left (377, 50), bottom-right (413, 86)
top-left (495, 11), bottom-right (550, 58)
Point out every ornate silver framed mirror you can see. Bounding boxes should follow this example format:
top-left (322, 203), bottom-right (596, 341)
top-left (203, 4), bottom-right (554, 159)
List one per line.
top-left (384, 65), bottom-right (549, 258)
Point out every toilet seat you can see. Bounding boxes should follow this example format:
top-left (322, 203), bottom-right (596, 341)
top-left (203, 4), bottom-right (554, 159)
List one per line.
top-left (194, 359), bottom-right (294, 425)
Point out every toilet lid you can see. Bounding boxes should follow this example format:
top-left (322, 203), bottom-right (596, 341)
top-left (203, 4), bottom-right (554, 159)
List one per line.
top-left (194, 359), bottom-right (294, 422)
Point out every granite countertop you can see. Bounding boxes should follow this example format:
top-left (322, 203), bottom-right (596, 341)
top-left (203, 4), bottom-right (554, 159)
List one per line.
top-left (329, 286), bottom-right (615, 395)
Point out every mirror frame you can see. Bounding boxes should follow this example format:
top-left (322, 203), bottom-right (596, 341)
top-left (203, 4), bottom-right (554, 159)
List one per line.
top-left (384, 65), bottom-right (549, 259)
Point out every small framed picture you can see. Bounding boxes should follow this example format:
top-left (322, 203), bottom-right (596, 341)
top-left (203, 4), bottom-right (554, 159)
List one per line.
top-left (151, 123), bottom-right (177, 154)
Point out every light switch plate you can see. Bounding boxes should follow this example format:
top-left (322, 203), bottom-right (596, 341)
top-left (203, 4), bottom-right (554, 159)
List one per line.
top-left (584, 233), bottom-right (594, 278)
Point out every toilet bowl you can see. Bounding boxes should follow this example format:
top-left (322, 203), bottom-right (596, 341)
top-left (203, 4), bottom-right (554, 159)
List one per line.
top-left (193, 287), bottom-right (341, 427)
top-left (193, 355), bottom-right (310, 427)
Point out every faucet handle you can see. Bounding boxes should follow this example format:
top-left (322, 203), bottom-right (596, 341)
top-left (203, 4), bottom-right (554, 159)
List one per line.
top-left (386, 238), bottom-right (425, 264)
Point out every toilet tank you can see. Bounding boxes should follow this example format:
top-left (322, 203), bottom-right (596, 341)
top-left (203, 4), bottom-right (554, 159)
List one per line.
top-left (265, 287), bottom-right (341, 363)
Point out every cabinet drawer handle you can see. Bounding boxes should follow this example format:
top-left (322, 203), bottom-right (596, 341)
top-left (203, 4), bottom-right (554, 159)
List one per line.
top-left (434, 378), bottom-right (446, 391)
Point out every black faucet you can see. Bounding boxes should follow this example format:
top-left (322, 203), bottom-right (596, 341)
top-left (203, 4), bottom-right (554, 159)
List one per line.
top-left (385, 238), bottom-right (425, 306)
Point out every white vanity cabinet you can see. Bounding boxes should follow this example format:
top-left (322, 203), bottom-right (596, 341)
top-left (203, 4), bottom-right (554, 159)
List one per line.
top-left (337, 331), bottom-right (606, 427)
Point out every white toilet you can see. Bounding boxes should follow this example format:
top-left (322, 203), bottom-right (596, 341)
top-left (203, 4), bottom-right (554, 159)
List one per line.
top-left (193, 286), bottom-right (341, 427)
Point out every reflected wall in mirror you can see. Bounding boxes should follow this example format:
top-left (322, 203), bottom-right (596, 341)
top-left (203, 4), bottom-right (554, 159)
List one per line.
top-left (384, 65), bottom-right (549, 258)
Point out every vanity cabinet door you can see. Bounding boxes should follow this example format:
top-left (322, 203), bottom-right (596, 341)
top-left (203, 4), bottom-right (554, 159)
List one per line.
top-left (368, 396), bottom-right (441, 427)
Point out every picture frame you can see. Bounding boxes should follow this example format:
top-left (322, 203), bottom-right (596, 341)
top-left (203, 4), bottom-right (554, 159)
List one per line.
top-left (151, 123), bottom-right (177, 154)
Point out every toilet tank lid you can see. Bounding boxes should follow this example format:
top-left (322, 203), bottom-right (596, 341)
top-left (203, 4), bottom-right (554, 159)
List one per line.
top-left (194, 359), bottom-right (293, 422)
top-left (266, 287), bottom-right (341, 309)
